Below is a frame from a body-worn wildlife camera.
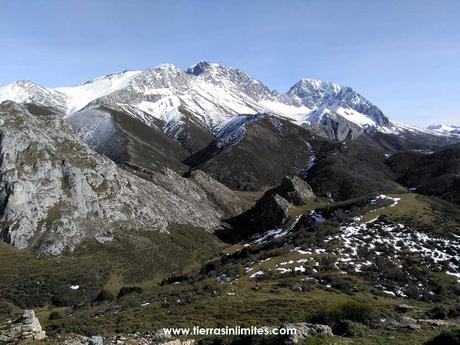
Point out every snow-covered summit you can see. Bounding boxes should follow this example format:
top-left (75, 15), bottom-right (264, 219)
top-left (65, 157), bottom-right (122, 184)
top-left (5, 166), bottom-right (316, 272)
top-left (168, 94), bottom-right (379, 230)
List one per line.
top-left (0, 80), bottom-right (68, 112)
top-left (56, 70), bottom-right (142, 113)
top-left (0, 70), bottom-right (142, 114)
top-left (0, 61), bottom-right (443, 142)
top-left (427, 124), bottom-right (460, 136)
top-left (287, 78), bottom-right (390, 127)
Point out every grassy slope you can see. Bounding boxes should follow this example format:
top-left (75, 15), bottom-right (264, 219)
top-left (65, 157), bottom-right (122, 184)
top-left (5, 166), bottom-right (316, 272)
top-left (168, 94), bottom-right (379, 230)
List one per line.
top-left (1, 193), bottom-right (460, 344)
top-left (0, 225), bottom-right (223, 324)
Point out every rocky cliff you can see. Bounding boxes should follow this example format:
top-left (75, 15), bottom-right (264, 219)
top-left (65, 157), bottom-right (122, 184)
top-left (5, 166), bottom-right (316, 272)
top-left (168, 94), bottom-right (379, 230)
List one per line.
top-left (0, 101), bottom-right (242, 254)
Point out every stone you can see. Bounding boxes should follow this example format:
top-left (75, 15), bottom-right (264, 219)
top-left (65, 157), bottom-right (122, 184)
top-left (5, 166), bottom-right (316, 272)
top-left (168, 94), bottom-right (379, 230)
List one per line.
top-left (283, 322), bottom-right (333, 344)
top-left (160, 340), bottom-right (195, 345)
top-left (417, 319), bottom-right (455, 327)
top-left (0, 309), bottom-right (46, 343)
top-left (89, 336), bottom-right (104, 345)
top-left (395, 304), bottom-right (415, 313)
top-left (268, 176), bottom-right (315, 206)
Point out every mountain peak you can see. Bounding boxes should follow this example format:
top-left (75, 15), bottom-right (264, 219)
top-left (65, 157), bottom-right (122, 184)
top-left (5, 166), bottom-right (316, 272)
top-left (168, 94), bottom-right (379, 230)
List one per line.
top-left (0, 79), bottom-right (68, 112)
top-left (287, 77), bottom-right (390, 127)
top-left (152, 63), bottom-right (182, 72)
top-left (297, 78), bottom-right (342, 92)
top-left (427, 124), bottom-right (460, 135)
top-left (186, 60), bottom-right (221, 75)
top-left (79, 70), bottom-right (141, 86)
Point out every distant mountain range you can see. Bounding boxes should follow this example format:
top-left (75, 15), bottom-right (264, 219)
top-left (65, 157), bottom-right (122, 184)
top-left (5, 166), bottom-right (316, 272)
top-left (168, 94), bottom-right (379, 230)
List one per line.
top-left (1, 61), bottom-right (457, 146)
top-left (1, 61), bottom-right (459, 251)
top-left (427, 124), bottom-right (460, 136)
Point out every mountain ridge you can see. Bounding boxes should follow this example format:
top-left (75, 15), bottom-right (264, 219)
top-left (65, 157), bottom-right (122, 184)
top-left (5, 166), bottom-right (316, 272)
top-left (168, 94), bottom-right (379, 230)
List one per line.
top-left (0, 60), bottom-right (440, 142)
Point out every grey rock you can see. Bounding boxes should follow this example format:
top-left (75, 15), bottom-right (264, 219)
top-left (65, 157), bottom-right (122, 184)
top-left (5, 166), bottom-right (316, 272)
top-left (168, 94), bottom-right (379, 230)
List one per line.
top-left (305, 108), bottom-right (364, 141)
top-left (392, 316), bottom-right (421, 331)
top-left (283, 322), bottom-right (333, 344)
top-left (189, 170), bottom-right (250, 216)
top-left (89, 336), bottom-right (104, 345)
top-left (0, 309), bottom-right (46, 343)
top-left (417, 319), bottom-right (456, 327)
top-left (249, 194), bottom-right (292, 232)
top-left (160, 340), bottom-right (194, 345)
top-left (224, 192), bottom-right (292, 242)
top-left (0, 101), bottom-right (239, 254)
top-left (395, 304), bottom-right (415, 313)
top-left (268, 176), bottom-right (315, 206)
top-left (59, 332), bottom-right (193, 345)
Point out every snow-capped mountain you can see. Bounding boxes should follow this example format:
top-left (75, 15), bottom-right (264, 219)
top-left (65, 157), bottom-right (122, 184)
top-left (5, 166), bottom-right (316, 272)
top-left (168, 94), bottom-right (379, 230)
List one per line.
top-left (0, 61), bottom-right (450, 145)
top-left (56, 70), bottom-right (142, 113)
top-left (0, 80), bottom-right (68, 113)
top-left (0, 71), bottom-right (142, 114)
top-left (427, 124), bottom-right (460, 136)
top-left (87, 61), bottom-right (313, 134)
top-left (287, 78), bottom-right (390, 127)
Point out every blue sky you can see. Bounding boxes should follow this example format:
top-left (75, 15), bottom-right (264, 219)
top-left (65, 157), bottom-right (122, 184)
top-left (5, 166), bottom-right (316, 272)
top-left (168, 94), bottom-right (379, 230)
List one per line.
top-left (0, 0), bottom-right (459, 126)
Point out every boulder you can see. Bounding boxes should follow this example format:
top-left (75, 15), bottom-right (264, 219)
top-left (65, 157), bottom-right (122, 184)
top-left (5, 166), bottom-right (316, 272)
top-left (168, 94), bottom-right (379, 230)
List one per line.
top-left (268, 176), bottom-right (315, 206)
top-left (395, 304), bottom-right (415, 313)
top-left (160, 340), bottom-right (195, 345)
top-left (0, 309), bottom-right (46, 343)
top-left (221, 193), bottom-right (292, 242)
top-left (417, 319), bottom-right (456, 327)
top-left (284, 322), bottom-right (333, 344)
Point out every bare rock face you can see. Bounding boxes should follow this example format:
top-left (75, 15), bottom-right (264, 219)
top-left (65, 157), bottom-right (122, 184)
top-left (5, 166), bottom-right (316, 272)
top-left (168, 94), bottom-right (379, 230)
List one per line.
top-left (0, 101), bottom-right (239, 254)
top-left (188, 170), bottom-right (250, 217)
top-left (220, 174), bottom-right (315, 242)
top-left (254, 194), bottom-right (292, 228)
top-left (268, 176), bottom-right (315, 206)
top-left (302, 108), bottom-right (364, 142)
top-left (222, 193), bottom-right (292, 243)
top-left (0, 309), bottom-right (46, 343)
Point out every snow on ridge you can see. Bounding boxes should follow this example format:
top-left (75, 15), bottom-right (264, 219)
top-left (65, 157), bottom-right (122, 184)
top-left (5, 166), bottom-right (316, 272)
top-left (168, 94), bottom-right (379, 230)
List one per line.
top-left (388, 121), bottom-right (455, 137)
top-left (427, 124), bottom-right (460, 136)
top-left (2, 61), bottom-right (454, 141)
top-left (55, 70), bottom-right (142, 113)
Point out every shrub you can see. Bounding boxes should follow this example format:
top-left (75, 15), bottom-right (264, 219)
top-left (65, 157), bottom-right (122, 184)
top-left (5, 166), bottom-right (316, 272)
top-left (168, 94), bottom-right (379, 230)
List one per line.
top-left (48, 311), bottom-right (63, 320)
top-left (117, 286), bottom-right (143, 299)
top-left (425, 329), bottom-right (460, 345)
top-left (426, 305), bottom-right (448, 320)
top-left (93, 289), bottom-right (115, 304)
top-left (309, 301), bottom-right (378, 335)
top-left (448, 304), bottom-right (460, 318)
top-left (0, 301), bottom-right (12, 317)
top-left (333, 320), bottom-right (367, 337)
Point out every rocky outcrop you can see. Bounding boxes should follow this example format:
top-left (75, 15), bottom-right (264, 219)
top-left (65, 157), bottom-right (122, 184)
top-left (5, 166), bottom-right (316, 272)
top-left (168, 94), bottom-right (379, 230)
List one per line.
top-left (0, 310), bottom-right (46, 343)
top-left (303, 108), bottom-right (364, 142)
top-left (0, 101), bottom-right (241, 254)
top-left (222, 192), bottom-right (292, 243)
top-left (219, 175), bottom-right (315, 242)
top-left (283, 323), bottom-right (333, 344)
top-left (266, 176), bottom-right (315, 206)
top-left (391, 316), bottom-right (459, 331)
top-left (59, 333), bottom-right (194, 345)
top-left (188, 170), bottom-right (250, 217)
top-left (252, 194), bottom-right (292, 229)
